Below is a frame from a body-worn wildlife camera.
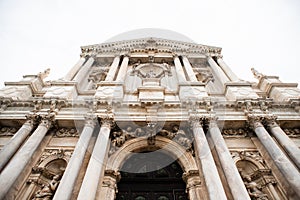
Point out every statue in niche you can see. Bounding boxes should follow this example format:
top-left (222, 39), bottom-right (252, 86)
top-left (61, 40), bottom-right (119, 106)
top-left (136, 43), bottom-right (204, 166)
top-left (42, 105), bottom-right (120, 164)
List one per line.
top-left (32, 175), bottom-right (60, 200)
top-left (242, 174), bottom-right (268, 200)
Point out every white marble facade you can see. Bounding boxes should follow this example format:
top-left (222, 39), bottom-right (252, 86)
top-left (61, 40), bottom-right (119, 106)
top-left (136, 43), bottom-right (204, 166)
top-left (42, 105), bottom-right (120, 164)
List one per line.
top-left (0, 34), bottom-right (299, 200)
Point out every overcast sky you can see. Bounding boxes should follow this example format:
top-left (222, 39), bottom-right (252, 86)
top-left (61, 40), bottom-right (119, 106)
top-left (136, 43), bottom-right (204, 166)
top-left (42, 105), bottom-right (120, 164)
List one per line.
top-left (0, 0), bottom-right (299, 86)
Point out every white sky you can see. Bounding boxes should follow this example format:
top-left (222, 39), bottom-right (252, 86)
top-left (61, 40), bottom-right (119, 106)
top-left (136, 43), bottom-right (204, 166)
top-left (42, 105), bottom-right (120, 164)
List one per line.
top-left (0, 0), bottom-right (299, 86)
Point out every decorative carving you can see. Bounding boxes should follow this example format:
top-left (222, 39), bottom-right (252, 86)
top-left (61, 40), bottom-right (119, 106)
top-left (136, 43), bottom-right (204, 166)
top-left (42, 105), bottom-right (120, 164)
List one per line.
top-left (251, 68), bottom-right (265, 80)
top-left (37, 68), bottom-right (51, 81)
top-left (40, 113), bottom-right (55, 129)
top-left (54, 128), bottom-right (79, 137)
top-left (182, 170), bottom-right (199, 181)
top-left (132, 63), bottom-right (171, 80)
top-left (193, 68), bottom-right (213, 83)
top-left (104, 169), bottom-right (121, 182)
top-left (283, 128), bottom-right (300, 137)
top-left (232, 150), bottom-right (265, 166)
top-left (34, 149), bottom-right (72, 168)
top-left (147, 122), bottom-right (157, 146)
top-left (32, 175), bottom-right (60, 200)
top-left (241, 174), bottom-right (269, 200)
top-left (88, 68), bottom-right (109, 89)
top-left (222, 128), bottom-right (248, 137)
top-left (109, 124), bottom-right (193, 156)
top-left (0, 98), bottom-right (12, 111)
top-left (172, 126), bottom-right (193, 151)
top-left (264, 115), bottom-right (278, 129)
top-left (84, 114), bottom-right (97, 128)
top-left (0, 127), bottom-right (18, 136)
top-left (247, 115), bottom-right (264, 130)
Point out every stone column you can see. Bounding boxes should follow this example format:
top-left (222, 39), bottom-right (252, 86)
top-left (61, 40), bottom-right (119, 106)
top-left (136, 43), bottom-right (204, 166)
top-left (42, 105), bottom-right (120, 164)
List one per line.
top-left (53, 116), bottom-right (97, 200)
top-left (183, 170), bottom-right (203, 200)
top-left (0, 116), bottom-right (36, 172)
top-left (105, 56), bottom-right (121, 81)
top-left (267, 182), bottom-right (281, 200)
top-left (190, 118), bottom-right (227, 200)
top-left (249, 117), bottom-right (300, 197)
top-left (216, 57), bottom-right (239, 81)
top-left (73, 56), bottom-right (94, 83)
top-left (174, 56), bottom-right (187, 83)
top-left (207, 56), bottom-right (229, 84)
top-left (266, 118), bottom-right (300, 169)
top-left (97, 170), bottom-right (120, 200)
top-left (63, 57), bottom-right (86, 81)
top-left (115, 55), bottom-right (129, 82)
top-left (208, 119), bottom-right (250, 200)
top-left (0, 115), bottom-right (54, 199)
top-left (77, 119), bottom-right (112, 200)
top-left (182, 56), bottom-right (198, 82)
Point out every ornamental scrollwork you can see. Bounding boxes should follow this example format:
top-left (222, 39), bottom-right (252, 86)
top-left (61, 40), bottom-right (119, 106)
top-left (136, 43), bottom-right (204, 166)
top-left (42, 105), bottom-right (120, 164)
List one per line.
top-left (109, 125), bottom-right (193, 156)
top-left (283, 128), bottom-right (300, 137)
top-left (34, 149), bottom-right (73, 168)
top-left (54, 128), bottom-right (79, 137)
top-left (0, 127), bottom-right (18, 136)
top-left (222, 128), bottom-right (249, 137)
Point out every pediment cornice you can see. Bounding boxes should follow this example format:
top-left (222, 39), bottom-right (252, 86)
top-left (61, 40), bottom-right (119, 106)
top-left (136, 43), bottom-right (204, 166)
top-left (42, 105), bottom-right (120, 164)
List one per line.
top-left (80, 37), bottom-right (222, 57)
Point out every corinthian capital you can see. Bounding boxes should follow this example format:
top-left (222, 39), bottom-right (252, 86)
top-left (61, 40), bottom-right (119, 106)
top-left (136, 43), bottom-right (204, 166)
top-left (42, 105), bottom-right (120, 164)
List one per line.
top-left (189, 116), bottom-right (205, 129)
top-left (247, 115), bottom-right (264, 130)
top-left (25, 113), bottom-right (40, 127)
top-left (40, 113), bottom-right (56, 129)
top-left (84, 114), bottom-right (97, 128)
top-left (100, 116), bottom-right (115, 128)
top-left (264, 115), bottom-right (279, 128)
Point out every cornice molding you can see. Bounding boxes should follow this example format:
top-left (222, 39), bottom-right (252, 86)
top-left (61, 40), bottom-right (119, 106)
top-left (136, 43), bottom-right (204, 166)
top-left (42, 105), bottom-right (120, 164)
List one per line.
top-left (80, 37), bottom-right (222, 57)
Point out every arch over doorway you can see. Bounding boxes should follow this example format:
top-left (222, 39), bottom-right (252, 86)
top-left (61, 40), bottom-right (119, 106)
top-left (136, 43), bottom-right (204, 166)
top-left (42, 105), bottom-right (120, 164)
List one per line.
top-left (116, 151), bottom-right (188, 200)
top-left (107, 136), bottom-right (198, 172)
top-left (100, 137), bottom-right (203, 200)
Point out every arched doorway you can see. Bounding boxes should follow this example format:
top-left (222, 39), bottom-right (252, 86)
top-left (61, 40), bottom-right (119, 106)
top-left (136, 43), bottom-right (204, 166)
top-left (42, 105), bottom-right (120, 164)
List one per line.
top-left (116, 151), bottom-right (188, 200)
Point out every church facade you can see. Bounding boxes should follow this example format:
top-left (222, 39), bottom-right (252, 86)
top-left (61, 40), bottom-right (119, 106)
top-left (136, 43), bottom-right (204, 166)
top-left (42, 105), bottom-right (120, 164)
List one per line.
top-left (0, 32), bottom-right (300, 200)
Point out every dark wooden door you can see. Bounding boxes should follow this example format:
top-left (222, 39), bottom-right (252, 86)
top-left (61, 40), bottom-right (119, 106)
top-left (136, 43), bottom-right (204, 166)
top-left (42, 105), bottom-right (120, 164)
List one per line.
top-left (116, 152), bottom-right (188, 200)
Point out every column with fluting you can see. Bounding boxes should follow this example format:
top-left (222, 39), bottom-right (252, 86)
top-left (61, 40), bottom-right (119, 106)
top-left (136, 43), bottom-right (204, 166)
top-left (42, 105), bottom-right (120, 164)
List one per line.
top-left (266, 118), bottom-right (300, 169)
top-left (249, 116), bottom-right (300, 197)
top-left (208, 118), bottom-right (250, 200)
top-left (174, 56), bottom-right (187, 83)
top-left (115, 55), bottom-right (129, 82)
top-left (216, 57), bottom-right (239, 81)
top-left (190, 118), bottom-right (227, 200)
top-left (77, 119), bottom-right (112, 200)
top-left (182, 56), bottom-right (198, 82)
top-left (53, 116), bottom-right (97, 200)
top-left (105, 56), bottom-right (121, 81)
top-left (0, 115), bottom-right (36, 172)
top-left (0, 114), bottom-right (54, 199)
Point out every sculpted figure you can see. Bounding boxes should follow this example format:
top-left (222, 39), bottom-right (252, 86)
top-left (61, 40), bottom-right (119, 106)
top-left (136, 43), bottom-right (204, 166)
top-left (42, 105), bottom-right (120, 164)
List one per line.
top-left (33, 175), bottom-right (60, 200)
top-left (158, 129), bottom-right (175, 139)
top-left (135, 128), bottom-right (146, 137)
top-left (243, 175), bottom-right (268, 200)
